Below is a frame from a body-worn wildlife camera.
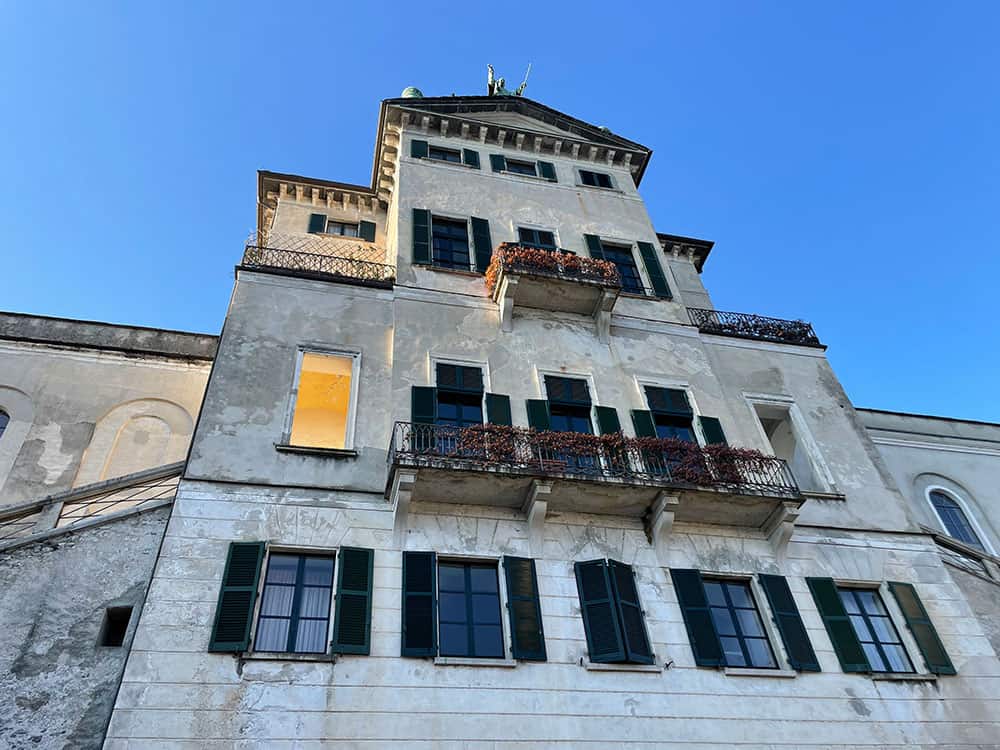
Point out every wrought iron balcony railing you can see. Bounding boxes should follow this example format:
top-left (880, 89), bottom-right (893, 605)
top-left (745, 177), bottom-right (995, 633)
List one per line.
top-left (688, 308), bottom-right (822, 347)
top-left (485, 243), bottom-right (621, 294)
top-left (388, 422), bottom-right (800, 499)
top-left (242, 245), bottom-right (395, 287)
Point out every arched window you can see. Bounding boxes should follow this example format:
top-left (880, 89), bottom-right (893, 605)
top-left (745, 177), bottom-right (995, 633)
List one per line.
top-left (929, 490), bottom-right (985, 551)
top-left (0, 409), bottom-right (8, 440)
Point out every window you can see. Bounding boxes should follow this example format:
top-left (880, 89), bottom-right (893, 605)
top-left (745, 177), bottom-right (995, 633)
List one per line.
top-left (288, 351), bottom-right (357, 450)
top-left (545, 376), bottom-right (593, 434)
top-left (751, 401), bottom-right (824, 491)
top-left (435, 363), bottom-right (484, 429)
top-left (645, 386), bottom-right (695, 443)
top-left (99, 606), bottom-right (133, 647)
top-left (504, 159), bottom-right (537, 177)
top-left (601, 244), bottom-right (644, 294)
top-left (580, 169), bottom-right (613, 188)
top-left (575, 559), bottom-right (653, 664)
top-left (431, 216), bottom-right (471, 270)
top-left (428, 145), bottom-right (462, 164)
top-left (326, 220), bottom-right (359, 237)
top-left (0, 409), bottom-right (8, 440)
top-left (704, 580), bottom-right (776, 669)
top-left (517, 227), bottom-right (557, 250)
top-left (839, 588), bottom-right (913, 673)
top-left (929, 490), bottom-right (985, 551)
top-left (438, 560), bottom-right (505, 658)
top-left (255, 553), bottom-right (335, 654)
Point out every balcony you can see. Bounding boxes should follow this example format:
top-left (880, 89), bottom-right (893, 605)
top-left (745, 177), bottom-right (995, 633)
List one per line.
top-left (688, 308), bottom-right (822, 348)
top-left (240, 232), bottom-right (394, 289)
top-left (386, 422), bottom-right (802, 532)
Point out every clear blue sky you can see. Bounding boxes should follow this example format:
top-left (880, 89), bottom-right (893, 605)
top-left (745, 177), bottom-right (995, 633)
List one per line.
top-left (3, 2), bottom-right (998, 421)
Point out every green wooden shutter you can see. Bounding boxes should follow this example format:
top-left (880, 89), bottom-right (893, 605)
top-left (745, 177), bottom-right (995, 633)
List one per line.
top-left (574, 559), bottom-right (626, 663)
top-left (412, 209), bottom-right (431, 264)
top-left (411, 139), bottom-right (428, 158)
top-left (888, 582), bottom-right (956, 675)
top-left (308, 213), bottom-right (326, 234)
top-left (471, 217), bottom-right (493, 272)
top-left (526, 399), bottom-right (551, 431)
top-left (359, 221), bottom-right (376, 243)
top-left (331, 547), bottom-right (373, 655)
top-left (486, 393), bottom-right (512, 426)
top-left (759, 574), bottom-right (820, 672)
top-left (538, 161), bottom-right (557, 181)
top-left (463, 149), bottom-right (480, 169)
top-left (608, 560), bottom-right (654, 664)
top-left (490, 154), bottom-right (506, 172)
top-left (698, 416), bottom-right (728, 446)
top-left (670, 568), bottom-right (724, 667)
top-left (594, 406), bottom-right (622, 435)
top-left (637, 241), bottom-right (672, 299)
top-left (401, 551), bottom-right (437, 656)
top-left (503, 556), bottom-right (547, 661)
top-left (209, 542), bottom-right (265, 652)
top-left (411, 386), bottom-right (437, 424)
top-left (630, 409), bottom-right (657, 438)
top-left (584, 234), bottom-right (605, 260)
top-left (806, 577), bottom-right (869, 673)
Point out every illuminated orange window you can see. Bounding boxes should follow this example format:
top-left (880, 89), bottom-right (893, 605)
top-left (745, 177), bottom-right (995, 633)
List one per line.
top-left (289, 352), bottom-right (355, 449)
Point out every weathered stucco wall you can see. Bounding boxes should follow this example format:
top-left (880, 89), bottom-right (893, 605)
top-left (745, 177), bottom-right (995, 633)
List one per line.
top-left (0, 505), bottom-right (169, 749)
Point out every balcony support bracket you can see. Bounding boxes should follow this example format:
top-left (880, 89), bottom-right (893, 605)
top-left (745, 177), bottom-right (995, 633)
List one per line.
top-left (522, 479), bottom-right (553, 555)
top-left (390, 468), bottom-right (419, 546)
top-left (497, 275), bottom-right (519, 332)
top-left (646, 491), bottom-right (680, 565)
top-left (592, 289), bottom-right (617, 343)
top-left (763, 500), bottom-right (801, 554)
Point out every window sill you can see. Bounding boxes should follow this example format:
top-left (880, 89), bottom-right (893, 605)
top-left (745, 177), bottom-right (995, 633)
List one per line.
top-left (801, 490), bottom-right (846, 502)
top-left (274, 444), bottom-right (358, 458)
top-left (240, 651), bottom-right (336, 664)
top-left (500, 170), bottom-right (556, 183)
top-left (583, 660), bottom-right (663, 673)
top-left (724, 667), bottom-right (797, 678)
top-left (412, 263), bottom-right (484, 278)
top-left (434, 656), bottom-right (517, 668)
top-left (419, 156), bottom-right (478, 170)
top-left (871, 672), bottom-right (938, 683)
top-left (575, 183), bottom-right (622, 194)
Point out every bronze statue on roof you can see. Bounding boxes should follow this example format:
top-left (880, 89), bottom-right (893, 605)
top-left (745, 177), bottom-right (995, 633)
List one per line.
top-left (487, 64), bottom-right (531, 96)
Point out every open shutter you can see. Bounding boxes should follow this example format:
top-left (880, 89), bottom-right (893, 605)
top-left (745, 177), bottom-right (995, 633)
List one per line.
top-left (401, 551), bottom-right (437, 656)
top-left (584, 234), bottom-right (605, 260)
top-left (630, 409), bottom-right (657, 438)
top-left (608, 560), bottom-right (654, 664)
top-left (331, 547), bottom-right (374, 655)
top-left (412, 209), bottom-right (431, 264)
top-left (209, 542), bottom-right (265, 652)
top-left (888, 582), bottom-right (956, 675)
top-left (308, 213), bottom-right (326, 234)
top-left (526, 399), bottom-right (551, 431)
top-left (471, 217), bottom-right (493, 272)
top-left (807, 577), bottom-right (869, 673)
top-left (759, 574), bottom-right (820, 672)
top-left (359, 221), bottom-right (376, 243)
top-left (490, 154), bottom-right (506, 172)
top-left (538, 161), bottom-right (557, 181)
top-left (410, 139), bottom-right (428, 159)
top-left (463, 149), bottom-right (480, 169)
top-left (594, 405), bottom-right (622, 435)
top-left (670, 568), bottom-right (724, 667)
top-left (485, 393), bottom-right (512, 426)
top-left (574, 559), bottom-right (625, 663)
top-left (698, 416), bottom-right (728, 446)
top-left (637, 241), bottom-right (672, 299)
top-left (503, 556), bottom-right (547, 661)
top-left (411, 386), bottom-right (437, 424)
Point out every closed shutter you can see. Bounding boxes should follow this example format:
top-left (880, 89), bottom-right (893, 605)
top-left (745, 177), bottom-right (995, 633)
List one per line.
top-left (758, 574), bottom-right (820, 671)
top-left (359, 221), bottom-right (376, 243)
top-left (401, 551), bottom-right (437, 656)
top-left (584, 234), bottom-right (605, 260)
top-left (411, 139), bottom-right (428, 158)
top-left (331, 547), bottom-right (374, 655)
top-left (670, 568), bottom-right (724, 667)
top-left (308, 213), bottom-right (326, 234)
top-left (209, 542), bottom-right (265, 652)
top-left (888, 582), bottom-right (956, 675)
top-left (608, 560), bottom-right (653, 664)
top-left (574, 559), bottom-right (626, 663)
top-left (463, 149), bottom-right (480, 169)
top-left (698, 416), bottom-right (728, 446)
top-left (485, 393), bottom-right (512, 426)
top-left (538, 161), bottom-right (557, 181)
top-left (806, 577), bottom-right (869, 673)
top-left (637, 241), bottom-right (672, 299)
top-left (471, 217), bottom-right (493, 272)
top-left (526, 399), bottom-right (551, 431)
top-left (503, 556), bottom-right (547, 661)
top-left (594, 405), bottom-right (622, 435)
top-left (490, 154), bottom-right (506, 172)
top-left (630, 409), bottom-right (657, 438)
top-left (411, 386), bottom-right (437, 424)
top-left (412, 209), bottom-right (431, 264)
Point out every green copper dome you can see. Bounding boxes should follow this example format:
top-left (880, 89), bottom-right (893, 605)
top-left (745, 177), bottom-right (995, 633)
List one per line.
top-left (400, 86), bottom-right (424, 98)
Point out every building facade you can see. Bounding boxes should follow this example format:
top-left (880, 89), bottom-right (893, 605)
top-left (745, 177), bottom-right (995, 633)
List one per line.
top-left (86, 91), bottom-right (1000, 747)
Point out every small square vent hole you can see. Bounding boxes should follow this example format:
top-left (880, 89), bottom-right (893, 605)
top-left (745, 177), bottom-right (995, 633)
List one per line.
top-left (100, 606), bottom-right (133, 647)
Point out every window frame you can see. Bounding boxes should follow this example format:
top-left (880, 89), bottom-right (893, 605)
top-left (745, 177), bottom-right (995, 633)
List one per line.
top-left (435, 554), bottom-right (513, 662)
top-left (836, 584), bottom-right (915, 674)
top-left (0, 408), bottom-right (8, 442)
top-left (635, 377), bottom-right (705, 445)
top-left (432, 359), bottom-right (487, 430)
top-left (925, 485), bottom-right (993, 554)
top-left (429, 213), bottom-right (473, 271)
top-left (427, 144), bottom-right (463, 164)
top-left (516, 225), bottom-right (559, 250)
top-left (600, 241), bottom-right (646, 295)
top-left (535, 367), bottom-right (603, 431)
top-left (701, 575), bottom-right (780, 670)
top-left (324, 219), bottom-right (361, 238)
top-left (577, 168), bottom-right (615, 190)
top-left (503, 158), bottom-right (538, 177)
top-left (282, 347), bottom-right (362, 452)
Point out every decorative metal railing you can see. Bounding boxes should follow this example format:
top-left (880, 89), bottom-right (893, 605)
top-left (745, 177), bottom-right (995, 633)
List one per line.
top-left (687, 308), bottom-right (821, 347)
top-left (486, 243), bottom-right (621, 295)
top-left (388, 422), bottom-right (800, 498)
top-left (242, 245), bottom-right (395, 287)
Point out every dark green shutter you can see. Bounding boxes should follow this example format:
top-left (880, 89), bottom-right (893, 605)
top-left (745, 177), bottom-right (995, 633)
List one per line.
top-left (538, 161), bottom-right (557, 181)
top-left (631, 409), bottom-right (657, 438)
top-left (359, 221), bottom-right (376, 243)
top-left (806, 577), bottom-right (869, 673)
top-left (759, 575), bottom-right (820, 672)
top-left (526, 399), bottom-right (551, 431)
top-left (411, 386), bottom-right (437, 424)
top-left (401, 551), bottom-right (437, 657)
top-left (888, 582), bottom-right (956, 675)
top-left (486, 393), bottom-right (512, 426)
top-left (595, 405), bottom-right (622, 435)
top-left (463, 149), bottom-right (480, 169)
top-left (637, 241), bottom-right (672, 299)
top-left (670, 568), bottom-right (724, 667)
top-left (584, 234), bottom-right (605, 260)
top-left (608, 560), bottom-right (654, 664)
top-left (411, 139), bottom-right (428, 158)
top-left (574, 560), bottom-right (626, 663)
top-left (698, 416), bottom-right (728, 446)
top-left (412, 209), bottom-right (431, 264)
top-left (503, 556), bottom-right (547, 661)
top-left (331, 547), bottom-right (374, 655)
top-left (490, 154), bottom-right (506, 172)
top-left (308, 213), bottom-right (326, 234)
top-left (471, 217), bottom-right (493, 272)
top-left (209, 542), bottom-right (265, 652)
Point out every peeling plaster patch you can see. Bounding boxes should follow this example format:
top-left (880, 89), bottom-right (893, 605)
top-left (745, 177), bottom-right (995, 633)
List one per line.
top-left (33, 422), bottom-right (88, 484)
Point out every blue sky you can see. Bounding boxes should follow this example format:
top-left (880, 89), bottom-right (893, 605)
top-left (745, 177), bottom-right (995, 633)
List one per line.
top-left (3, 2), bottom-right (998, 421)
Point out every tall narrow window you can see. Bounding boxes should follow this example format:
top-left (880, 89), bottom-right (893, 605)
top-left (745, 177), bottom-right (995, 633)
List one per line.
top-left (435, 364), bottom-right (484, 428)
top-left (644, 386), bottom-right (696, 443)
top-left (431, 216), bottom-right (471, 270)
top-left (752, 402), bottom-right (823, 491)
top-left (544, 376), bottom-right (595, 474)
top-left (0, 409), bottom-right (8, 440)
top-left (929, 490), bottom-right (985, 551)
top-left (255, 553), bottom-right (335, 654)
top-left (438, 560), bottom-right (505, 658)
top-left (704, 579), bottom-right (776, 669)
top-left (289, 352), bottom-right (356, 450)
top-left (839, 587), bottom-right (913, 673)
top-left (601, 243), bottom-right (644, 294)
